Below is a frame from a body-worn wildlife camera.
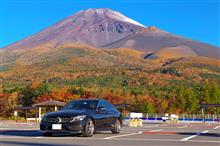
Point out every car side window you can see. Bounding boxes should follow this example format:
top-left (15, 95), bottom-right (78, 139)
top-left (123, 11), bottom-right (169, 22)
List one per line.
top-left (98, 100), bottom-right (115, 110)
top-left (98, 101), bottom-right (106, 109)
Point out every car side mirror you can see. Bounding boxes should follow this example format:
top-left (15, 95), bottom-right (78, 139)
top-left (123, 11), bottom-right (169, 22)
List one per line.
top-left (97, 107), bottom-right (106, 113)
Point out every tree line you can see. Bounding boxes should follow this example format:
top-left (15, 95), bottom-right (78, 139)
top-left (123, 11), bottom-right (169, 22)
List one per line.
top-left (0, 77), bottom-right (219, 117)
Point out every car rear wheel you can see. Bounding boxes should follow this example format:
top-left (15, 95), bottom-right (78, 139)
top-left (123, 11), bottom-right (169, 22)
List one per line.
top-left (42, 132), bottom-right (53, 136)
top-left (111, 119), bottom-right (121, 134)
top-left (82, 119), bottom-right (94, 137)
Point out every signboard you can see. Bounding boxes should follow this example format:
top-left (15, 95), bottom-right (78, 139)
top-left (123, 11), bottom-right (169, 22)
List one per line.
top-left (130, 112), bottom-right (143, 118)
top-left (14, 111), bottom-right (18, 116)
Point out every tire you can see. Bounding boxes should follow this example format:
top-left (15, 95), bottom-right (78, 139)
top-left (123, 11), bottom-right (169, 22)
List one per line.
top-left (82, 119), bottom-right (95, 137)
top-left (42, 132), bottom-right (53, 136)
top-left (111, 119), bottom-right (121, 134)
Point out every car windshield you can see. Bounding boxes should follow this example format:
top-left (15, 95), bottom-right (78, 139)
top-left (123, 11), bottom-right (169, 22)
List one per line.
top-left (62, 100), bottom-right (98, 110)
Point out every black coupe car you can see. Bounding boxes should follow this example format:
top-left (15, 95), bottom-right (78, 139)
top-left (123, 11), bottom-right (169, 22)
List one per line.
top-left (40, 99), bottom-right (123, 137)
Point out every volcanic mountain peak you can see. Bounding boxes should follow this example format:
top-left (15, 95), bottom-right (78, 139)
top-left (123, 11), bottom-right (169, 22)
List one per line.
top-left (3, 8), bottom-right (220, 59)
top-left (5, 8), bottom-right (147, 51)
top-left (77, 8), bottom-right (146, 27)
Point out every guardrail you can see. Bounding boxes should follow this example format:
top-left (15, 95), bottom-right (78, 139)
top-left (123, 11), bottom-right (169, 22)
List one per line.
top-left (124, 113), bottom-right (220, 123)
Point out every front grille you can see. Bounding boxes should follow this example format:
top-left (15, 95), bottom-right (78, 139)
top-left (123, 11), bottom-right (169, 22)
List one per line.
top-left (46, 117), bottom-right (71, 123)
top-left (61, 118), bottom-right (70, 122)
top-left (46, 118), bottom-right (57, 123)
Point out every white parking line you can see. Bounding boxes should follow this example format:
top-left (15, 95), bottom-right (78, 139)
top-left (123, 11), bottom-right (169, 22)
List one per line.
top-left (104, 131), bottom-right (142, 139)
top-left (144, 125), bottom-right (158, 128)
top-left (2, 137), bottom-right (219, 143)
top-left (148, 129), bottom-right (163, 132)
top-left (180, 130), bottom-right (209, 141)
top-left (213, 125), bottom-right (220, 129)
top-left (177, 125), bottom-right (187, 128)
top-left (0, 128), bottom-right (12, 130)
top-left (2, 136), bottom-right (220, 143)
top-left (114, 138), bottom-right (220, 143)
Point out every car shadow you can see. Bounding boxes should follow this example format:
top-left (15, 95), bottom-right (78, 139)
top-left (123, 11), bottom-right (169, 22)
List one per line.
top-left (0, 130), bottom-right (112, 137)
top-left (0, 130), bottom-right (82, 137)
top-left (1, 130), bottom-right (42, 137)
top-left (1, 141), bottom-right (87, 146)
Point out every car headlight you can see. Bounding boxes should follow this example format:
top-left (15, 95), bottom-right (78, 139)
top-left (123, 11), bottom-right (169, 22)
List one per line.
top-left (70, 115), bottom-right (86, 122)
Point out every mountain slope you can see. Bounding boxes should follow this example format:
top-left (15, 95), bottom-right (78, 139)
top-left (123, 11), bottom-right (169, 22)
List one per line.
top-left (3, 8), bottom-right (220, 59)
top-left (4, 8), bottom-right (144, 51)
top-left (104, 29), bottom-right (220, 58)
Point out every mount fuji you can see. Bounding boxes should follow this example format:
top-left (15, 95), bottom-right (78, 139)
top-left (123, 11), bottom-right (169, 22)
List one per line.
top-left (3, 8), bottom-right (219, 59)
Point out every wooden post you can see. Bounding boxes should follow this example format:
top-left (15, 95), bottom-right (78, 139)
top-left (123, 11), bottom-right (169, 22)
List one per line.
top-left (35, 108), bottom-right (38, 122)
top-left (202, 107), bottom-right (205, 122)
top-left (54, 106), bottom-right (57, 111)
top-left (25, 109), bottom-right (27, 122)
top-left (14, 110), bottom-right (18, 123)
top-left (38, 107), bottom-right (42, 122)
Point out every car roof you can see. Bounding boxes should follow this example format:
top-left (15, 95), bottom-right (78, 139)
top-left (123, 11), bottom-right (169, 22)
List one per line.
top-left (73, 99), bottom-right (105, 102)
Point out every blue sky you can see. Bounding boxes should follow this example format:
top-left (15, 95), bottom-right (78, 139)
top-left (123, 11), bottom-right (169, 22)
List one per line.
top-left (0, 0), bottom-right (219, 48)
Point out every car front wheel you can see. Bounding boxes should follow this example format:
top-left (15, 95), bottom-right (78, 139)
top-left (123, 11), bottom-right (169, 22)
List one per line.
top-left (111, 119), bottom-right (121, 134)
top-left (82, 119), bottom-right (95, 137)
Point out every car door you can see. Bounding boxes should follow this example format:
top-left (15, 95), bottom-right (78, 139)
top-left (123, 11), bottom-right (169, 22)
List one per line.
top-left (94, 100), bottom-right (116, 129)
top-left (93, 100), bottom-right (108, 129)
top-left (104, 101), bottom-right (118, 128)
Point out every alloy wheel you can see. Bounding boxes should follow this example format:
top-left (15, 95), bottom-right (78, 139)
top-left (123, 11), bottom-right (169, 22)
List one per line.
top-left (88, 120), bottom-right (94, 135)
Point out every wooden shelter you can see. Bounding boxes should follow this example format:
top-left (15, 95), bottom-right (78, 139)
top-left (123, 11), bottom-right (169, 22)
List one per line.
top-left (33, 100), bottom-right (65, 121)
top-left (14, 106), bottom-right (37, 121)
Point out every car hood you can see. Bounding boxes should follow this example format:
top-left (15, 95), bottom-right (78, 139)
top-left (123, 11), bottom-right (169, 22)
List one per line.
top-left (46, 109), bottom-right (88, 118)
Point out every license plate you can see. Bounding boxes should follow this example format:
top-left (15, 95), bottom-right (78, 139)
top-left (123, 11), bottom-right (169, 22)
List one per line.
top-left (52, 124), bottom-right (62, 130)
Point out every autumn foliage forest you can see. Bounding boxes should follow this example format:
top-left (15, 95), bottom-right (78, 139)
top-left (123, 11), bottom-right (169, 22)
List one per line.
top-left (0, 46), bottom-right (220, 118)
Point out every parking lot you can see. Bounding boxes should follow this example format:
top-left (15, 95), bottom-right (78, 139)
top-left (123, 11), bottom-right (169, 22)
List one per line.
top-left (0, 121), bottom-right (219, 146)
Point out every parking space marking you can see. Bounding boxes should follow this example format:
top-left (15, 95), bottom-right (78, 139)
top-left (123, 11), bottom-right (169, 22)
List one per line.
top-left (114, 138), bottom-right (220, 143)
top-left (143, 125), bottom-right (158, 128)
top-left (177, 125), bottom-right (187, 128)
top-left (143, 131), bottom-right (177, 135)
top-left (104, 131), bottom-right (142, 139)
top-left (2, 137), bottom-right (220, 144)
top-left (149, 129), bottom-right (163, 132)
top-left (213, 125), bottom-right (220, 129)
top-left (2, 123), bottom-right (220, 146)
top-left (142, 129), bottom-right (177, 134)
top-left (0, 128), bottom-right (13, 130)
top-left (180, 130), bottom-right (209, 141)
top-left (1, 136), bottom-right (220, 143)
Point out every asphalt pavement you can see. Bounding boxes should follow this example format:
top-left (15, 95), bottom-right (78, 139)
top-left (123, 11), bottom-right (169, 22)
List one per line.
top-left (0, 121), bottom-right (219, 146)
